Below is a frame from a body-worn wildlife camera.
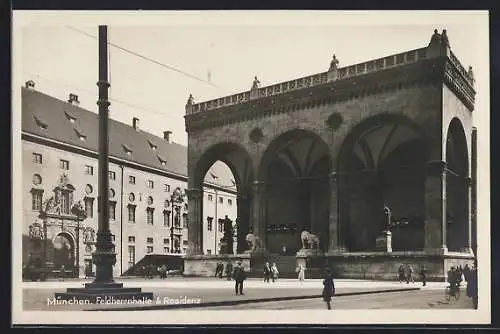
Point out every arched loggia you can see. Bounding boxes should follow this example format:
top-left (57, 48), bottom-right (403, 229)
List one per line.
top-left (445, 118), bottom-right (470, 252)
top-left (192, 142), bottom-right (254, 255)
top-left (337, 114), bottom-right (428, 252)
top-left (257, 129), bottom-right (332, 254)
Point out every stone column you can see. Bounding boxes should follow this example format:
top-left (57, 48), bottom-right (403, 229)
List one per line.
top-left (424, 160), bottom-right (448, 253)
top-left (464, 177), bottom-right (473, 254)
top-left (186, 188), bottom-right (202, 255)
top-left (236, 188), bottom-right (250, 254)
top-left (251, 181), bottom-right (266, 252)
top-left (328, 171), bottom-right (346, 253)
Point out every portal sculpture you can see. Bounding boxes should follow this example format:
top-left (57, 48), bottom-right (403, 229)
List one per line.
top-left (300, 230), bottom-right (321, 250)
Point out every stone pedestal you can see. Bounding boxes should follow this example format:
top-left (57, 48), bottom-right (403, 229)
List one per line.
top-left (296, 249), bottom-right (325, 279)
top-left (54, 282), bottom-right (154, 303)
top-left (375, 230), bottom-right (392, 252)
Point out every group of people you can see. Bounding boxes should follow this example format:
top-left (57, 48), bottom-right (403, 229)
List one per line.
top-left (263, 262), bottom-right (280, 283)
top-left (214, 261), bottom-right (233, 280)
top-left (448, 263), bottom-right (478, 309)
top-left (397, 263), bottom-right (431, 285)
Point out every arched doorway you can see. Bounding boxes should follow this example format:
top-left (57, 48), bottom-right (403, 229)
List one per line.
top-left (258, 130), bottom-right (332, 254)
top-left (446, 118), bottom-right (469, 252)
top-left (338, 115), bottom-right (428, 252)
top-left (52, 233), bottom-right (75, 274)
top-left (193, 142), bottom-right (254, 254)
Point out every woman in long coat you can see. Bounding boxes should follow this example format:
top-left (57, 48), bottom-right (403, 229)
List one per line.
top-left (322, 271), bottom-right (336, 310)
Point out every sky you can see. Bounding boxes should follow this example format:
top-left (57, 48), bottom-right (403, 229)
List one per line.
top-left (18, 12), bottom-right (488, 148)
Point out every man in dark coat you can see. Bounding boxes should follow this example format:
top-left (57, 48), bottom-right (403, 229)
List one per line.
top-left (214, 262), bottom-right (221, 278)
top-left (263, 262), bottom-right (271, 283)
top-left (233, 261), bottom-right (246, 295)
top-left (218, 262), bottom-right (224, 279)
top-left (322, 270), bottom-right (336, 310)
top-left (420, 265), bottom-right (427, 287)
top-left (466, 266), bottom-right (478, 309)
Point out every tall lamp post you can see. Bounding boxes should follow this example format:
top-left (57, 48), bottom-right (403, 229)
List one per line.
top-left (55, 26), bottom-right (152, 302)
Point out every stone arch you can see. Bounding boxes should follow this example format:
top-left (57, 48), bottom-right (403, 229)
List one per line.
top-left (445, 117), bottom-right (470, 252)
top-left (337, 113), bottom-right (429, 252)
top-left (191, 141), bottom-right (255, 255)
top-left (52, 232), bottom-right (76, 273)
top-left (257, 128), bottom-right (332, 254)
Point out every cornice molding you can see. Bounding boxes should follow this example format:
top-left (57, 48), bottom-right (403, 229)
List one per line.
top-left (185, 59), bottom-right (444, 133)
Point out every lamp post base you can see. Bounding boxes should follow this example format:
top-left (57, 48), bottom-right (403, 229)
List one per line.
top-left (54, 283), bottom-right (154, 304)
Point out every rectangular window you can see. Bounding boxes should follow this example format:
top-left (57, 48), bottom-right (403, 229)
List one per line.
top-left (164, 184), bottom-right (170, 192)
top-left (32, 153), bottom-right (42, 164)
top-left (32, 191), bottom-right (43, 211)
top-left (147, 207), bottom-right (154, 225)
top-left (182, 214), bottom-right (188, 228)
top-left (109, 201), bottom-right (116, 220)
top-left (208, 194), bottom-right (213, 201)
top-left (146, 246), bottom-right (154, 254)
top-left (207, 219), bottom-right (213, 231)
top-left (128, 236), bottom-right (135, 243)
top-left (218, 221), bottom-right (223, 233)
top-left (146, 237), bottom-right (153, 243)
top-left (84, 165), bottom-right (94, 175)
top-left (84, 198), bottom-right (94, 218)
top-left (109, 171), bottom-right (116, 180)
top-left (228, 199), bottom-right (232, 206)
top-left (163, 238), bottom-right (169, 244)
top-left (129, 176), bottom-right (136, 184)
top-left (219, 197), bottom-right (223, 204)
top-left (57, 190), bottom-right (71, 214)
top-left (163, 211), bottom-right (170, 227)
top-left (128, 205), bottom-right (136, 223)
top-left (148, 180), bottom-right (154, 189)
top-left (206, 250), bottom-right (212, 255)
top-left (164, 247), bottom-right (169, 253)
top-left (59, 159), bottom-right (69, 170)
top-left (128, 245), bottom-right (135, 268)
top-left (183, 240), bottom-right (188, 245)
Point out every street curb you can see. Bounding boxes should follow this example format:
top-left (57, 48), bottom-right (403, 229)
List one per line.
top-left (88, 287), bottom-right (421, 311)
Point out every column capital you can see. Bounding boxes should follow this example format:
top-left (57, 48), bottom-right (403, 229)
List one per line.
top-left (426, 160), bottom-right (447, 175)
top-left (186, 188), bottom-right (202, 200)
top-left (251, 180), bottom-right (266, 192)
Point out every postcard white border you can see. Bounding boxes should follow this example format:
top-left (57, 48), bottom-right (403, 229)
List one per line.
top-left (12, 10), bottom-right (491, 325)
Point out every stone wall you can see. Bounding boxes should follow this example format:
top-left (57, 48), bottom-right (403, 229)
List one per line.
top-left (324, 252), bottom-right (475, 281)
top-left (183, 254), bottom-right (251, 276)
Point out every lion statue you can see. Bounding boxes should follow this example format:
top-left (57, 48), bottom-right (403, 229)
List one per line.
top-left (245, 233), bottom-right (261, 253)
top-left (300, 230), bottom-right (321, 250)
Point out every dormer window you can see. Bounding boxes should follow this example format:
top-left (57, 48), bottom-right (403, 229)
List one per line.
top-left (122, 144), bottom-right (133, 156)
top-left (147, 140), bottom-right (158, 151)
top-left (73, 127), bottom-right (86, 141)
top-left (64, 110), bottom-right (77, 123)
top-left (157, 155), bottom-right (167, 166)
top-left (33, 115), bottom-right (48, 130)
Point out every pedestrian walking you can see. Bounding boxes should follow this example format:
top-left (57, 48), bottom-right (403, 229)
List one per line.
top-left (219, 262), bottom-right (224, 279)
top-left (463, 264), bottom-right (471, 283)
top-left (322, 270), bottom-right (336, 310)
top-left (59, 264), bottom-right (65, 281)
top-left (233, 261), bottom-right (246, 295)
top-left (263, 262), bottom-right (271, 283)
top-left (271, 262), bottom-right (279, 283)
top-left (420, 265), bottom-right (427, 287)
top-left (297, 264), bottom-right (305, 282)
top-left (214, 262), bottom-right (221, 278)
top-left (466, 264), bottom-right (478, 309)
top-left (398, 264), bottom-right (405, 283)
top-left (225, 261), bottom-right (233, 281)
top-left (405, 264), bottom-right (415, 284)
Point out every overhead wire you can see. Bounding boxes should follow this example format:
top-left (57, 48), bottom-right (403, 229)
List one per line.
top-left (65, 25), bottom-right (229, 92)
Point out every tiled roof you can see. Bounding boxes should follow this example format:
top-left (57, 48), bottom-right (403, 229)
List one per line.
top-left (21, 87), bottom-right (235, 189)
